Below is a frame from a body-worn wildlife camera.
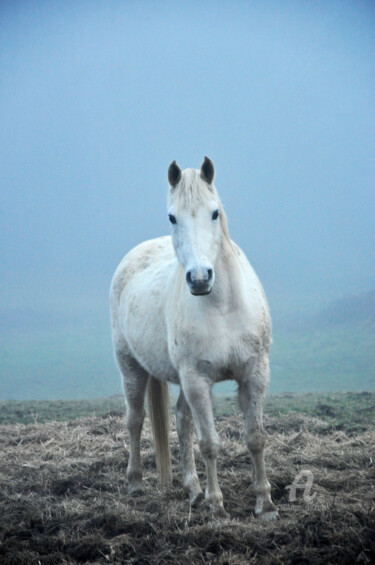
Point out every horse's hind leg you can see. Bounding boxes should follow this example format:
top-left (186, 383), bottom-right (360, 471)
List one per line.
top-left (115, 346), bottom-right (149, 494)
top-left (176, 389), bottom-right (203, 506)
top-left (238, 355), bottom-right (279, 521)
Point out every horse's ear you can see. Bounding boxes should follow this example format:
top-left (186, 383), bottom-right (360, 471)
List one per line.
top-left (200, 156), bottom-right (214, 184)
top-left (168, 160), bottom-right (182, 188)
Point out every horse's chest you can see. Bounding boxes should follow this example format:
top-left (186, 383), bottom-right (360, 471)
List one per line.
top-left (170, 306), bottom-right (267, 375)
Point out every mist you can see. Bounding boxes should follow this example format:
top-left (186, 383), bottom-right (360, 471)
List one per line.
top-left (1, 1), bottom-right (374, 399)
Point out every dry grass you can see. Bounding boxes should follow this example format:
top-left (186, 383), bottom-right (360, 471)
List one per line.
top-left (0, 408), bottom-right (374, 564)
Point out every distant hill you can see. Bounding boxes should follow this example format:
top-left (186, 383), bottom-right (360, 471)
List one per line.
top-left (278, 290), bottom-right (375, 333)
top-left (269, 289), bottom-right (375, 393)
top-left (312, 290), bottom-right (375, 328)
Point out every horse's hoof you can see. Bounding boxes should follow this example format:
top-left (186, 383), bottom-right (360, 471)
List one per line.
top-left (256, 509), bottom-right (279, 521)
top-left (190, 491), bottom-right (204, 507)
top-left (128, 484), bottom-right (144, 496)
top-left (211, 505), bottom-right (230, 519)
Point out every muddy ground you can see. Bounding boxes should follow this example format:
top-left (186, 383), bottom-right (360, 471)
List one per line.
top-left (0, 407), bottom-right (374, 564)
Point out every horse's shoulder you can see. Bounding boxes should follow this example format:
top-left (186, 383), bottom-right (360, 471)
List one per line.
top-left (110, 236), bottom-right (172, 303)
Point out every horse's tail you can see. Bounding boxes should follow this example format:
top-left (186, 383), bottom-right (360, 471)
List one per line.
top-left (147, 377), bottom-right (171, 487)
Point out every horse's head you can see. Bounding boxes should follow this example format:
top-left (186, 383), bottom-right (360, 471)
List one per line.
top-left (167, 157), bottom-right (225, 296)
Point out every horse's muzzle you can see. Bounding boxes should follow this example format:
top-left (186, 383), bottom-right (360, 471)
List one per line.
top-left (186, 267), bottom-right (214, 296)
top-left (190, 285), bottom-right (212, 296)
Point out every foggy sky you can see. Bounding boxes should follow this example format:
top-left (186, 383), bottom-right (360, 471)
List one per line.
top-left (1, 1), bottom-right (375, 318)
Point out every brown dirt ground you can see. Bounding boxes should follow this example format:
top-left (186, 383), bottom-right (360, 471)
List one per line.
top-left (0, 409), bottom-right (374, 564)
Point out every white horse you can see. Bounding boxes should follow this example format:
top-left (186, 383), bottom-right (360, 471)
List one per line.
top-left (110, 157), bottom-right (278, 520)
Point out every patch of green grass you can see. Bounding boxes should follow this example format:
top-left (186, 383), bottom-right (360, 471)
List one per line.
top-left (0, 396), bottom-right (125, 425)
top-left (1, 392), bottom-right (373, 434)
top-left (269, 322), bottom-right (375, 393)
top-left (213, 391), bottom-right (375, 434)
top-left (0, 324), bottom-right (121, 400)
top-left (265, 390), bottom-right (375, 434)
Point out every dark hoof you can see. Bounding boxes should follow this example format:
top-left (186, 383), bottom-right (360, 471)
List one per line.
top-left (128, 484), bottom-right (144, 496)
top-left (211, 506), bottom-right (230, 519)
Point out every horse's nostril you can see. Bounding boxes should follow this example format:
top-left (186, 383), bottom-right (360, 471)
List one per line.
top-left (186, 271), bottom-right (192, 284)
top-left (207, 268), bottom-right (213, 281)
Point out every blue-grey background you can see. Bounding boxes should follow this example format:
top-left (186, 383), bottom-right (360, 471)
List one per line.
top-left (1, 1), bottom-right (374, 399)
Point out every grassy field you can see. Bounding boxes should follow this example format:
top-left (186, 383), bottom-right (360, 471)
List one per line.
top-left (0, 392), bottom-right (374, 564)
top-left (269, 322), bottom-right (375, 392)
top-left (1, 391), bottom-right (374, 436)
top-left (0, 322), bottom-right (118, 400)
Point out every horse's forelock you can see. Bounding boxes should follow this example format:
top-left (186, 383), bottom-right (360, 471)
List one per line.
top-left (169, 169), bottom-right (213, 206)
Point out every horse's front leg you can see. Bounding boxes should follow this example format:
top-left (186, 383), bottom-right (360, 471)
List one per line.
top-left (180, 368), bottom-right (228, 518)
top-left (176, 389), bottom-right (203, 505)
top-left (239, 355), bottom-right (279, 521)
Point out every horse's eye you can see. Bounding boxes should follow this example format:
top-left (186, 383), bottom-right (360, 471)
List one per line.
top-left (212, 209), bottom-right (219, 220)
top-left (169, 214), bottom-right (177, 225)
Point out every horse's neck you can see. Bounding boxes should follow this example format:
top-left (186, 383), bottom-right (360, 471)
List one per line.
top-left (213, 237), bottom-right (244, 309)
